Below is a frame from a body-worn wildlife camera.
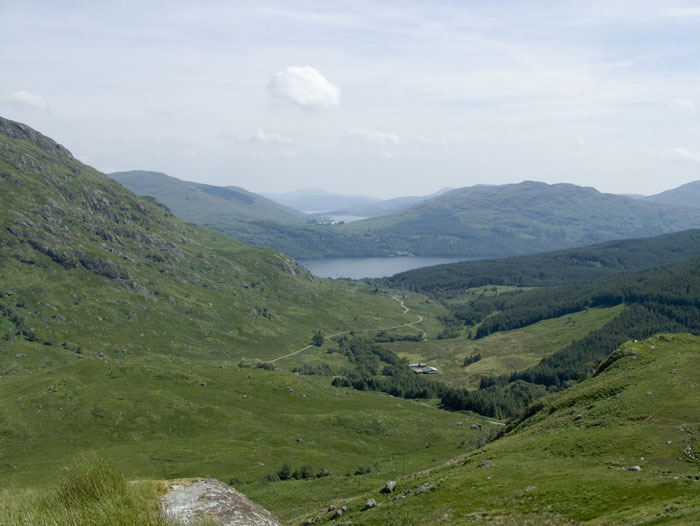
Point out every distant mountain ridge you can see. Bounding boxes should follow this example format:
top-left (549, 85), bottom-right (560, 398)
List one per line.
top-left (646, 179), bottom-right (700, 208)
top-left (106, 174), bottom-right (700, 260)
top-left (338, 180), bottom-right (700, 257)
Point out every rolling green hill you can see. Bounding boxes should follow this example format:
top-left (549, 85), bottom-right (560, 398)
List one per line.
top-left (646, 179), bottom-right (700, 209)
top-left (305, 334), bottom-right (700, 525)
top-left (339, 181), bottom-right (700, 257)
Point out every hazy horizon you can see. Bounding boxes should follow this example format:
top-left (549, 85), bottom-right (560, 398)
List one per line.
top-left (109, 169), bottom-right (668, 202)
top-left (2, 1), bottom-right (699, 199)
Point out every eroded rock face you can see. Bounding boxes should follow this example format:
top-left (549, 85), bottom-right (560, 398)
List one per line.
top-left (160, 478), bottom-right (280, 526)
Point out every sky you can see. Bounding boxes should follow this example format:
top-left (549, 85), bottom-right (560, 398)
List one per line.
top-left (1, 0), bottom-right (700, 199)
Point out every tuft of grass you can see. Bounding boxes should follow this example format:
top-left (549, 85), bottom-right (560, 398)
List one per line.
top-left (1, 457), bottom-right (170, 526)
top-left (57, 454), bottom-right (127, 507)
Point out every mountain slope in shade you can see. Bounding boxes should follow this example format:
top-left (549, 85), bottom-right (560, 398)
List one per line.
top-left (110, 170), bottom-right (310, 224)
top-left (386, 228), bottom-right (700, 294)
top-left (646, 179), bottom-right (700, 208)
top-left (338, 181), bottom-right (700, 257)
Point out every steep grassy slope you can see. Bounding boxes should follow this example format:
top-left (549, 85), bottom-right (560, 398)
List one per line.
top-left (340, 181), bottom-right (700, 257)
top-left (0, 116), bottom-right (414, 366)
top-left (305, 334), bottom-right (700, 525)
top-left (647, 180), bottom-right (700, 209)
top-left (386, 228), bottom-right (700, 296)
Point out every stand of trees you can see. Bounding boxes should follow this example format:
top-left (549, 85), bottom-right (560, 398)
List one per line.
top-left (447, 257), bottom-right (700, 414)
top-left (329, 335), bottom-right (544, 418)
top-left (383, 229), bottom-right (700, 296)
top-left (334, 258), bottom-right (700, 420)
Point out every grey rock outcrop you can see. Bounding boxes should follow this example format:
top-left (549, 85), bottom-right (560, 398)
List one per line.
top-left (414, 483), bottom-right (430, 495)
top-left (160, 478), bottom-right (280, 526)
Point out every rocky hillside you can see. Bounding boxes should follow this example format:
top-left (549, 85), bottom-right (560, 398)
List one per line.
top-left (0, 116), bottom-right (408, 366)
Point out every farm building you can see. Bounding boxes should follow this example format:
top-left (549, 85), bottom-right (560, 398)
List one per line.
top-left (409, 364), bottom-right (440, 374)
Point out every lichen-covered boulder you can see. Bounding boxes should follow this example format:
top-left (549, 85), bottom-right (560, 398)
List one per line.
top-left (160, 478), bottom-right (280, 526)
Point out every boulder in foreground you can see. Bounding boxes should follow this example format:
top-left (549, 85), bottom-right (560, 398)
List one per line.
top-left (160, 478), bottom-right (280, 526)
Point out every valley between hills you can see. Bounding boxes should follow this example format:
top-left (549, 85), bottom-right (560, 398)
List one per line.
top-left (2, 115), bottom-right (700, 525)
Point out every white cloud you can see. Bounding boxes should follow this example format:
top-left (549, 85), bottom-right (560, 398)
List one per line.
top-left (348, 128), bottom-right (401, 145)
top-left (663, 147), bottom-right (700, 164)
top-left (267, 66), bottom-right (340, 110)
top-left (0, 90), bottom-right (48, 111)
top-left (670, 98), bottom-right (695, 113)
top-left (575, 137), bottom-right (586, 147)
top-left (380, 151), bottom-right (395, 159)
top-left (246, 128), bottom-right (294, 145)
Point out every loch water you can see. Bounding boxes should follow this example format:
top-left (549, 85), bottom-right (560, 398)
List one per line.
top-left (298, 256), bottom-right (470, 279)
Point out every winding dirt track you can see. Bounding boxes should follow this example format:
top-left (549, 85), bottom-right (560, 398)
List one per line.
top-left (261, 295), bottom-right (425, 364)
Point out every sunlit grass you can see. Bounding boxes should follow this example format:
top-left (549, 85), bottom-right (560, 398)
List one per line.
top-left (0, 456), bottom-right (169, 526)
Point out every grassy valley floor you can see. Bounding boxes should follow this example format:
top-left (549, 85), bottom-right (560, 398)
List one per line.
top-left (381, 305), bottom-right (624, 389)
top-left (0, 351), bottom-right (499, 522)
